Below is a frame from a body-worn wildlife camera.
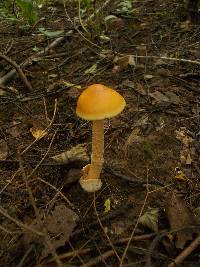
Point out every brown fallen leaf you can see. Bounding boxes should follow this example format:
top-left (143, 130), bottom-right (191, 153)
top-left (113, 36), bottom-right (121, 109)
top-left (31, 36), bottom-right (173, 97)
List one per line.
top-left (30, 127), bottom-right (47, 140)
top-left (0, 139), bottom-right (8, 160)
top-left (122, 80), bottom-right (147, 95)
top-left (51, 143), bottom-right (89, 164)
top-left (149, 91), bottom-right (170, 104)
top-left (112, 55), bottom-right (136, 73)
top-left (24, 205), bottom-right (78, 259)
top-left (6, 121), bottom-right (22, 138)
top-left (165, 192), bottom-right (199, 249)
top-left (175, 128), bottom-right (194, 147)
top-left (149, 91), bottom-right (180, 105)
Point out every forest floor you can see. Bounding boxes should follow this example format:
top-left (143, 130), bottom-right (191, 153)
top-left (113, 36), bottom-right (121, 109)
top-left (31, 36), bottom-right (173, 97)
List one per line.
top-left (0, 0), bottom-right (200, 266)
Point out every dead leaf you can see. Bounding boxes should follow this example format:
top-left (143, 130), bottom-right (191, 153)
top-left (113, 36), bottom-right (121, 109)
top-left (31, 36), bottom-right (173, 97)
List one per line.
top-left (174, 168), bottom-right (188, 181)
top-left (175, 128), bottom-right (193, 147)
top-left (180, 148), bottom-right (193, 165)
top-left (111, 221), bottom-right (129, 236)
top-left (165, 192), bottom-right (198, 249)
top-left (164, 91), bottom-right (180, 105)
top-left (24, 205), bottom-right (78, 258)
top-left (30, 127), bottom-right (47, 140)
top-left (113, 55), bottom-right (135, 73)
top-left (122, 80), bottom-right (147, 95)
top-left (192, 105), bottom-right (200, 115)
top-left (6, 121), bottom-right (22, 138)
top-left (0, 139), bottom-right (8, 160)
top-left (65, 87), bottom-right (81, 99)
top-left (125, 127), bottom-right (142, 148)
top-left (99, 49), bottom-right (114, 60)
top-left (138, 208), bottom-right (159, 232)
top-left (149, 91), bottom-right (170, 103)
top-left (52, 143), bottom-right (89, 164)
top-left (179, 20), bottom-right (192, 31)
top-left (0, 89), bottom-right (6, 95)
top-left (134, 83), bottom-right (147, 96)
top-left (144, 74), bottom-right (154, 80)
top-left (149, 90), bottom-right (180, 105)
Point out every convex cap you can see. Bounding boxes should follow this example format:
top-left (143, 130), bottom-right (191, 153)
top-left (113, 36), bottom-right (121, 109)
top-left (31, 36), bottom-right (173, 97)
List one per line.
top-left (76, 84), bottom-right (126, 120)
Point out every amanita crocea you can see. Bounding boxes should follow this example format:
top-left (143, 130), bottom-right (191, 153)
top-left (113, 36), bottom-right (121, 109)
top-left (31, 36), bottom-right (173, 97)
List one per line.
top-left (76, 84), bottom-right (126, 192)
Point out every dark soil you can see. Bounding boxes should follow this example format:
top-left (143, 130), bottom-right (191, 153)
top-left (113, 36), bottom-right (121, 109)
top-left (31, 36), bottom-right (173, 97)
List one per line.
top-left (0, 0), bottom-right (200, 266)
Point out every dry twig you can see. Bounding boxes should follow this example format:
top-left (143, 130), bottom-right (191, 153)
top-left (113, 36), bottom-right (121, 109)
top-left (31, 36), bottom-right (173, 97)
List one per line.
top-left (0, 206), bottom-right (44, 236)
top-left (119, 170), bottom-right (150, 266)
top-left (0, 37), bottom-right (66, 86)
top-left (18, 155), bottom-right (63, 267)
top-left (93, 193), bottom-right (121, 262)
top-left (168, 234), bottom-right (200, 267)
top-left (0, 53), bottom-right (33, 91)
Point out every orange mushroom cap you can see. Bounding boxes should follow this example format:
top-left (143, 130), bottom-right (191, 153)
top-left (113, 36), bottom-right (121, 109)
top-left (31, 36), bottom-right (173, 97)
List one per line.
top-left (76, 84), bottom-right (126, 120)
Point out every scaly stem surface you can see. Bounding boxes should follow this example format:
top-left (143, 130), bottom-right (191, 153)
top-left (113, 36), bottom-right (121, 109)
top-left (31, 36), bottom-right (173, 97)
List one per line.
top-left (86, 120), bottom-right (104, 180)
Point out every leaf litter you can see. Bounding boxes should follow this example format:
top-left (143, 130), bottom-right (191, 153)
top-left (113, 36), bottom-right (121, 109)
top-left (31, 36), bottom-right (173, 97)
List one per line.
top-left (23, 204), bottom-right (78, 259)
top-left (1, 0), bottom-right (200, 266)
top-left (0, 139), bottom-right (8, 160)
top-left (165, 192), bottom-right (199, 249)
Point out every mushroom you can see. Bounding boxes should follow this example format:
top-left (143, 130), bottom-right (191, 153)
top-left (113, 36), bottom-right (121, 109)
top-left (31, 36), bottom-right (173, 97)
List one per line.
top-left (76, 84), bottom-right (126, 192)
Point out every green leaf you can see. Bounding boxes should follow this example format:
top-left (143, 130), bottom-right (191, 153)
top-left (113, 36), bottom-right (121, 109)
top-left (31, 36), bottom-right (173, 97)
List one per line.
top-left (84, 64), bottom-right (97, 74)
top-left (104, 199), bottom-right (111, 213)
top-left (62, 81), bottom-right (81, 89)
top-left (38, 28), bottom-right (64, 37)
top-left (82, 0), bottom-right (93, 8)
top-left (16, 0), bottom-right (38, 25)
top-left (104, 15), bottom-right (118, 22)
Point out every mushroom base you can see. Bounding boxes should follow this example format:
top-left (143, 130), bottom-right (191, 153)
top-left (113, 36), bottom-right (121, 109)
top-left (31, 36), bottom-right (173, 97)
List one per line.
top-left (80, 176), bottom-right (102, 192)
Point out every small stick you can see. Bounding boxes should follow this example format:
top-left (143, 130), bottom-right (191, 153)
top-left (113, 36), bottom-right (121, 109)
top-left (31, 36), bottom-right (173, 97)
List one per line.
top-left (0, 53), bottom-right (33, 91)
top-left (93, 193), bottom-right (121, 262)
top-left (0, 206), bottom-right (44, 236)
top-left (0, 37), bottom-right (65, 86)
top-left (0, 224), bottom-right (21, 234)
top-left (18, 155), bottom-right (63, 267)
top-left (168, 234), bottom-right (200, 267)
top-left (120, 53), bottom-right (200, 66)
top-left (38, 177), bottom-right (74, 209)
top-left (119, 170), bottom-right (150, 267)
top-left (145, 226), bottom-right (200, 267)
top-left (47, 233), bottom-right (156, 263)
top-left (17, 244), bottom-right (34, 267)
top-left (79, 250), bottom-right (114, 267)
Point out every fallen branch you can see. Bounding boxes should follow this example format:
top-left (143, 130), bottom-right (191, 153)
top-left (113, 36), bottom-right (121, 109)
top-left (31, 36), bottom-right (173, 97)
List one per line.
top-left (168, 234), bottom-right (200, 267)
top-left (0, 36), bottom-right (66, 87)
top-left (136, 54), bottom-right (200, 66)
top-left (145, 225), bottom-right (200, 267)
top-left (48, 233), bottom-right (155, 264)
top-left (0, 53), bottom-right (33, 91)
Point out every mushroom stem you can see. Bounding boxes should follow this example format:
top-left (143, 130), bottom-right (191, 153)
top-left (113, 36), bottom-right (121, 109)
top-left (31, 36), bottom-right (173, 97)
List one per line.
top-left (87, 120), bottom-right (104, 180)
